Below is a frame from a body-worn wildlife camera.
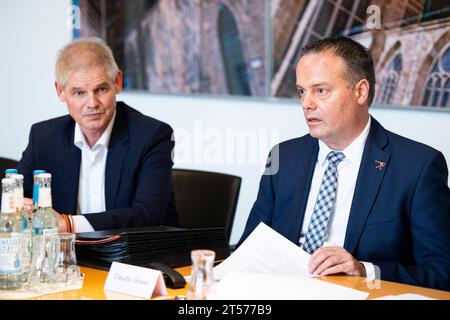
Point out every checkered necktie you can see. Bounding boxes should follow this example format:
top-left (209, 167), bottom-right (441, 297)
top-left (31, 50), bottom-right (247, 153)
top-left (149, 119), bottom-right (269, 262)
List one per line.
top-left (302, 151), bottom-right (345, 254)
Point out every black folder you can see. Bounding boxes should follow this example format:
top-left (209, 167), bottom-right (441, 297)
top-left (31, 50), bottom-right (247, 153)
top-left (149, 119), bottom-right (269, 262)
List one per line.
top-left (75, 226), bottom-right (230, 271)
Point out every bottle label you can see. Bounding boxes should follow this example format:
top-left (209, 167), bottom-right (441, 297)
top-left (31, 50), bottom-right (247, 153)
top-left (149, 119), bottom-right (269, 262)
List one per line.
top-left (38, 188), bottom-right (52, 208)
top-left (0, 234), bottom-right (22, 275)
top-left (15, 188), bottom-right (24, 210)
top-left (1, 193), bottom-right (15, 214)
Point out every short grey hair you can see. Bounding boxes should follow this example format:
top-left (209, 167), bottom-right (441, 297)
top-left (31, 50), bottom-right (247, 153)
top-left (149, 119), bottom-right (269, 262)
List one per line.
top-left (55, 37), bottom-right (119, 86)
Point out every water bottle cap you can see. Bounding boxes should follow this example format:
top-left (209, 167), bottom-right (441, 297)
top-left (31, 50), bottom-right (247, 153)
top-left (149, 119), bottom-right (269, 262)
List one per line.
top-left (33, 170), bottom-right (46, 175)
top-left (5, 169), bottom-right (17, 174)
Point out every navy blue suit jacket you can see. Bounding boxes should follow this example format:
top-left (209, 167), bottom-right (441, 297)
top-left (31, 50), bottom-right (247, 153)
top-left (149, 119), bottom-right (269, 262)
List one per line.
top-left (240, 118), bottom-right (450, 291)
top-left (17, 102), bottom-right (177, 230)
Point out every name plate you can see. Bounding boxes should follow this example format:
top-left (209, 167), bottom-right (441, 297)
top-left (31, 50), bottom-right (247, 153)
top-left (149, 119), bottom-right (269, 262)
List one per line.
top-left (104, 262), bottom-right (167, 299)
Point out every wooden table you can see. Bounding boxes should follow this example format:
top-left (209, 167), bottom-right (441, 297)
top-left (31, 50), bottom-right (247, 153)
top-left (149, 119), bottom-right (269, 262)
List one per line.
top-left (26, 266), bottom-right (450, 300)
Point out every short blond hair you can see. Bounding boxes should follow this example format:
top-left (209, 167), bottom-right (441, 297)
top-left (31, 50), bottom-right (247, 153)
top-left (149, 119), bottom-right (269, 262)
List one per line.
top-left (55, 37), bottom-right (119, 86)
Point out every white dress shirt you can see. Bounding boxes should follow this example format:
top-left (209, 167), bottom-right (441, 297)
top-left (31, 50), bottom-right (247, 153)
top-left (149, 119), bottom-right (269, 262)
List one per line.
top-left (73, 111), bottom-right (116, 233)
top-left (299, 116), bottom-right (375, 278)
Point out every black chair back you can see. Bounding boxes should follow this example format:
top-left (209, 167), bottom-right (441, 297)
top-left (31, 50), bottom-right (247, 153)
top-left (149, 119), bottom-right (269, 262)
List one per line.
top-left (0, 157), bottom-right (19, 176)
top-left (172, 169), bottom-right (241, 243)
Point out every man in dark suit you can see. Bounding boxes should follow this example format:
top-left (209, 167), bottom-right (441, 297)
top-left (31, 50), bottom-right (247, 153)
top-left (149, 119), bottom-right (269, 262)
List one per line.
top-left (239, 37), bottom-right (450, 290)
top-left (18, 37), bottom-right (177, 232)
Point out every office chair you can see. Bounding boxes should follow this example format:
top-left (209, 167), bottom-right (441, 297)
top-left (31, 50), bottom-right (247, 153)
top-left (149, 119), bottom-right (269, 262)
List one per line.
top-left (172, 169), bottom-right (241, 243)
top-left (0, 157), bottom-right (19, 175)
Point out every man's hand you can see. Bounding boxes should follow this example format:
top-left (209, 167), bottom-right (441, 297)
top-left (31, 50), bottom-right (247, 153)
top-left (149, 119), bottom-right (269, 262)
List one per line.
top-left (308, 246), bottom-right (366, 276)
top-left (23, 198), bottom-right (34, 215)
top-left (23, 199), bottom-right (68, 232)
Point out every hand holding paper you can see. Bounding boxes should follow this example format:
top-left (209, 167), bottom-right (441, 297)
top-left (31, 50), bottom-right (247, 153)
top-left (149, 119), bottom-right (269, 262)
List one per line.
top-left (211, 223), bottom-right (370, 300)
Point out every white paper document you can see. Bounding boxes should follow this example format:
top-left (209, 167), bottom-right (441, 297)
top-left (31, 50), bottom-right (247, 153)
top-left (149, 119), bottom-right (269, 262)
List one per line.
top-left (209, 272), bottom-right (370, 300)
top-left (212, 222), bottom-right (370, 300)
top-left (214, 222), bottom-right (312, 280)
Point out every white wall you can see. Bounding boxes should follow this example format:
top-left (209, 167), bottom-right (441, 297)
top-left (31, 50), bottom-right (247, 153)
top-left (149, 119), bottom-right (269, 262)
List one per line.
top-left (1, 1), bottom-right (449, 245)
top-left (0, 1), bottom-right (71, 159)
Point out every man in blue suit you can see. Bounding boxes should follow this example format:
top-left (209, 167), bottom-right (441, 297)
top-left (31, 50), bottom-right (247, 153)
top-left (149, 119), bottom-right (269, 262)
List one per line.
top-left (18, 37), bottom-right (177, 232)
top-left (240, 37), bottom-right (450, 291)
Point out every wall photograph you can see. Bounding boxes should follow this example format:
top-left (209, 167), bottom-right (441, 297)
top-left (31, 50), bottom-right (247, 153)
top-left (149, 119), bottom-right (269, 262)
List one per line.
top-left (76, 0), bottom-right (450, 110)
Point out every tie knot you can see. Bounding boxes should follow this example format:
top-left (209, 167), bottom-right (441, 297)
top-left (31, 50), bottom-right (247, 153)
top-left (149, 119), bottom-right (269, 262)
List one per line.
top-left (326, 151), bottom-right (345, 166)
